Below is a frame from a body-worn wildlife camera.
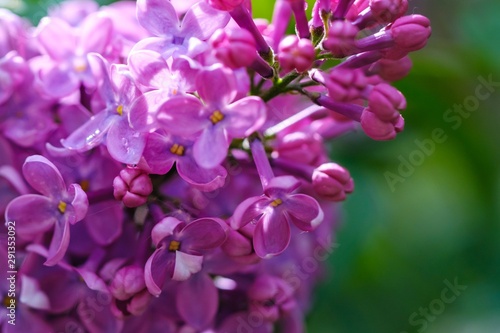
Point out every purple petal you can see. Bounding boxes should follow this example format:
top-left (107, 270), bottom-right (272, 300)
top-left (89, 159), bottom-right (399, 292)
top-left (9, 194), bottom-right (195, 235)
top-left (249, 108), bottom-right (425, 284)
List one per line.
top-left (128, 50), bottom-right (172, 89)
top-left (176, 156), bottom-right (226, 192)
top-left (84, 201), bottom-right (123, 246)
top-left (145, 248), bottom-right (176, 296)
top-left (61, 111), bottom-right (116, 151)
top-left (137, 0), bottom-right (180, 37)
top-left (22, 155), bottom-right (66, 197)
top-left (263, 175), bottom-right (301, 198)
top-left (284, 194), bottom-right (324, 231)
top-left (231, 196), bottom-right (267, 229)
top-left (19, 275), bottom-right (50, 310)
top-left (142, 132), bottom-right (176, 174)
top-left (106, 117), bottom-right (147, 165)
top-left (128, 90), bottom-right (167, 132)
top-left (180, 1), bottom-right (230, 40)
top-left (224, 96), bottom-right (267, 137)
top-left (45, 218), bottom-right (71, 266)
top-left (253, 212), bottom-right (291, 258)
top-left (78, 13), bottom-right (113, 53)
top-left (196, 66), bottom-right (236, 107)
top-left (35, 17), bottom-right (76, 61)
top-left (152, 217), bottom-right (184, 245)
top-left (39, 64), bottom-right (80, 98)
top-left (179, 218), bottom-right (227, 253)
top-left (176, 273), bottom-right (218, 329)
top-left (172, 251), bottom-right (203, 281)
top-left (75, 269), bottom-right (109, 293)
top-left (156, 94), bottom-right (206, 136)
top-left (68, 184), bottom-right (88, 223)
top-left (193, 127), bottom-right (229, 169)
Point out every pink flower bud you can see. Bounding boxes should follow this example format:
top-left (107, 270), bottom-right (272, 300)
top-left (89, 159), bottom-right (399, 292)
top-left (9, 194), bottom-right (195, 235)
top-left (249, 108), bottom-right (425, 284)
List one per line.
top-left (109, 265), bottom-right (147, 301)
top-left (248, 275), bottom-right (295, 322)
top-left (370, 0), bottom-right (408, 23)
top-left (209, 28), bottom-right (257, 69)
top-left (127, 289), bottom-right (153, 316)
top-left (326, 68), bottom-right (368, 102)
top-left (312, 163), bottom-right (354, 201)
top-left (370, 56), bottom-right (412, 81)
top-left (323, 20), bottom-right (359, 58)
top-left (361, 109), bottom-right (404, 140)
top-left (368, 83), bottom-right (406, 121)
top-left (391, 14), bottom-right (431, 51)
top-left (277, 35), bottom-right (315, 73)
top-left (113, 168), bottom-right (152, 208)
top-left (207, 0), bottom-right (244, 11)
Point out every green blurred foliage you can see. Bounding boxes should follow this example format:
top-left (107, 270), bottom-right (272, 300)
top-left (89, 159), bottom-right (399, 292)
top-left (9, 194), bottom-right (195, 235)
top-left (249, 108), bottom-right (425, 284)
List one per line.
top-left (6, 0), bottom-right (499, 332)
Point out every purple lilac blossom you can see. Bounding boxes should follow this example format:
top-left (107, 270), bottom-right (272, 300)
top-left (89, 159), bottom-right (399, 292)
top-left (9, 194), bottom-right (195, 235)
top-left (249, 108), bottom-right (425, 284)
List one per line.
top-left (0, 0), bottom-right (430, 331)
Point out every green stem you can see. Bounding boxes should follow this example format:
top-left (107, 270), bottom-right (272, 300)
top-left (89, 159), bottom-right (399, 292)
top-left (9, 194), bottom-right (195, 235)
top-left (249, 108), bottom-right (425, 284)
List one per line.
top-left (260, 71), bottom-right (301, 102)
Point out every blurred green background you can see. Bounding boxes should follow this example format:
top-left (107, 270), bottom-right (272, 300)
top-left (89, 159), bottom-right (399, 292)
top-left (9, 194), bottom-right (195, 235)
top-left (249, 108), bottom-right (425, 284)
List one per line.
top-left (5, 0), bottom-right (499, 332)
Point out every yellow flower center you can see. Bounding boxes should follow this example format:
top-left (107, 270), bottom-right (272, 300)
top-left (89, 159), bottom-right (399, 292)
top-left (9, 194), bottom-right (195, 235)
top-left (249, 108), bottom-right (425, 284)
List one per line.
top-left (80, 180), bottom-right (90, 192)
top-left (57, 201), bottom-right (67, 214)
top-left (116, 105), bottom-right (124, 116)
top-left (209, 110), bottom-right (225, 124)
top-left (270, 198), bottom-right (283, 207)
top-left (3, 296), bottom-right (13, 307)
top-left (168, 240), bottom-right (181, 252)
top-left (170, 144), bottom-right (185, 156)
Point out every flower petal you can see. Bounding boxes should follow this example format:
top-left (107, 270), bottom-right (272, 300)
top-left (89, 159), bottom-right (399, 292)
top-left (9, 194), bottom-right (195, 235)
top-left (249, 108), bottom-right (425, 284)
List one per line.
top-left (193, 127), bottom-right (229, 169)
top-left (176, 156), bottom-right (227, 192)
top-left (152, 217), bottom-right (184, 246)
top-left (78, 13), bottom-right (113, 53)
top-left (142, 131), bottom-right (176, 174)
top-left (106, 117), bottom-right (147, 165)
top-left (39, 64), bottom-right (80, 98)
top-left (231, 196), bottom-right (267, 229)
top-left (61, 111), bottom-right (115, 151)
top-left (128, 50), bottom-right (171, 90)
top-left (35, 17), bottom-right (75, 61)
top-left (172, 251), bottom-right (203, 281)
top-left (224, 96), bottom-right (267, 137)
top-left (84, 201), bottom-right (123, 246)
top-left (68, 184), bottom-right (88, 223)
top-left (145, 248), bottom-right (176, 296)
top-left (179, 218), bottom-right (227, 253)
top-left (136, 0), bottom-right (180, 37)
top-left (253, 212), bottom-right (291, 258)
top-left (45, 218), bottom-right (71, 266)
top-left (156, 94), bottom-right (206, 137)
top-left (284, 194), bottom-right (324, 231)
top-left (176, 273), bottom-right (218, 329)
top-left (196, 66), bottom-right (236, 108)
top-left (22, 155), bottom-right (66, 197)
top-left (180, 1), bottom-right (230, 40)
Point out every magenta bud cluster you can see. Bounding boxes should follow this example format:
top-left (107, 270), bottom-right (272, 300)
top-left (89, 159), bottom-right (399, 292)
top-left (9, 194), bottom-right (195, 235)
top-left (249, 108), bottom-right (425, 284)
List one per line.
top-left (0, 0), bottom-right (430, 331)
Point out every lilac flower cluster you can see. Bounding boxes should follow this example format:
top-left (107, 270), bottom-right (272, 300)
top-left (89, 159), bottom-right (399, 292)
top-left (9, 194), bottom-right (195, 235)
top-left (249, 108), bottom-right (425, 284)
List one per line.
top-left (0, 0), bottom-right (430, 331)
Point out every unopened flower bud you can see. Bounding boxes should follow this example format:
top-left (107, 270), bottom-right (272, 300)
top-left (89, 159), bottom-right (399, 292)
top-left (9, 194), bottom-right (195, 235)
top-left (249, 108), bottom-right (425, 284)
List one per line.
top-left (248, 275), bottom-right (295, 322)
top-left (370, 0), bottom-right (408, 23)
top-left (323, 20), bottom-right (359, 58)
top-left (323, 68), bottom-right (368, 102)
top-left (210, 28), bottom-right (257, 69)
top-left (127, 289), bottom-right (153, 316)
top-left (277, 35), bottom-right (315, 73)
top-left (113, 168), bottom-right (152, 208)
top-left (312, 163), bottom-right (354, 201)
top-left (361, 110), bottom-right (404, 140)
top-left (109, 265), bottom-right (146, 301)
top-left (391, 14), bottom-right (431, 51)
top-left (368, 83), bottom-right (406, 121)
top-left (369, 56), bottom-right (412, 81)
